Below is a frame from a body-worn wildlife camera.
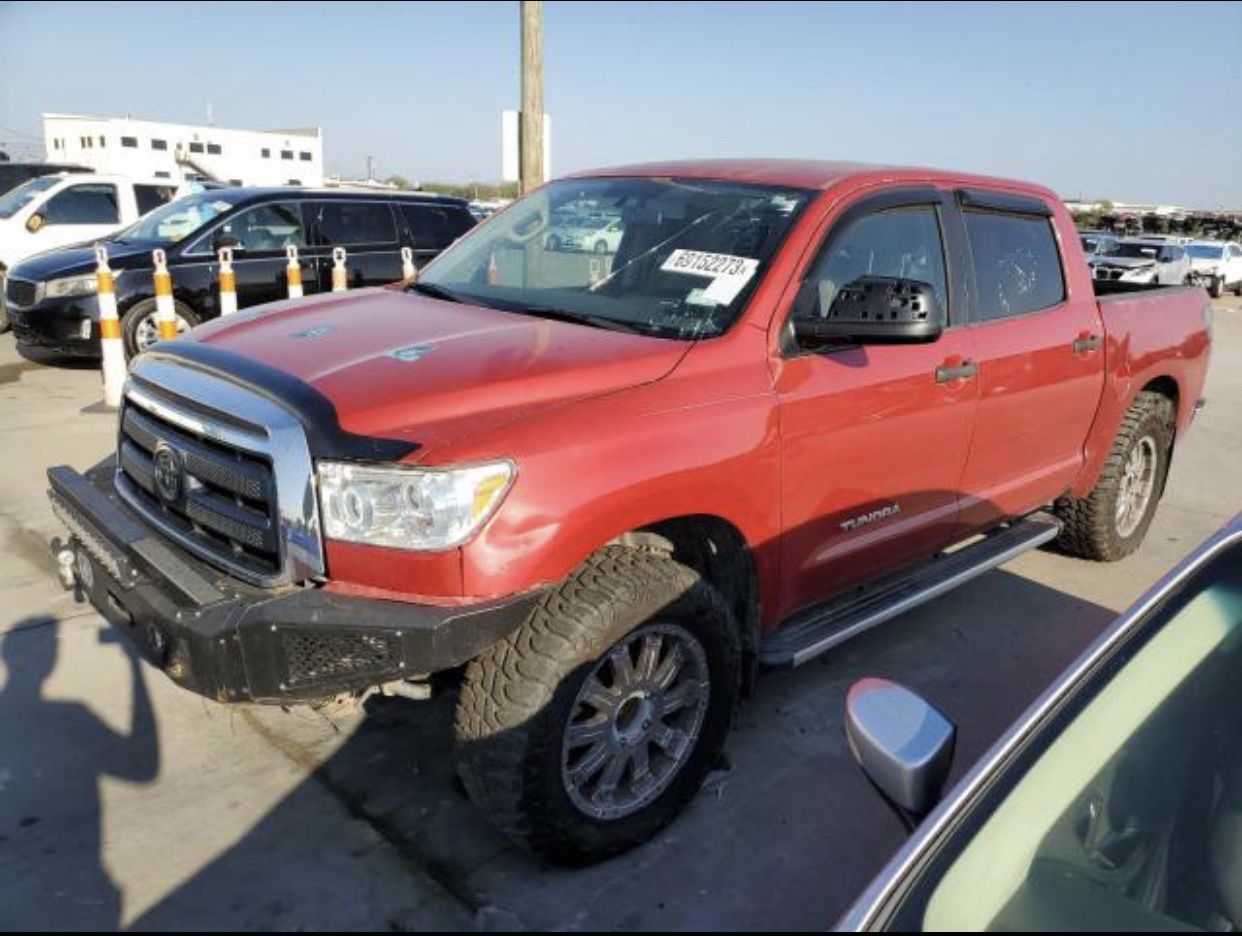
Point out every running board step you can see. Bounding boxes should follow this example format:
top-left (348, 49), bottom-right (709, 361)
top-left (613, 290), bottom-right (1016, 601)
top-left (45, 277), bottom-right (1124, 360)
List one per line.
top-left (760, 516), bottom-right (1062, 668)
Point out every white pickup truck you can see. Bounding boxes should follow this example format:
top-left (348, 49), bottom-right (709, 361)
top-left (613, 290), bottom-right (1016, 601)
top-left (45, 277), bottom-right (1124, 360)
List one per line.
top-left (0, 173), bottom-right (200, 330)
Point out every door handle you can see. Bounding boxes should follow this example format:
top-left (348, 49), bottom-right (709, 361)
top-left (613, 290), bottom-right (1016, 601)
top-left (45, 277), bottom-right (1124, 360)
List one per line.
top-left (1072, 333), bottom-right (1103, 353)
top-left (935, 359), bottom-right (978, 384)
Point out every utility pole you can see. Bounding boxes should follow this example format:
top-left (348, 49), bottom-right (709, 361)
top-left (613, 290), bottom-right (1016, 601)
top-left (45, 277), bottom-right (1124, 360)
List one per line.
top-left (365, 155), bottom-right (374, 182)
top-left (519, 0), bottom-right (544, 193)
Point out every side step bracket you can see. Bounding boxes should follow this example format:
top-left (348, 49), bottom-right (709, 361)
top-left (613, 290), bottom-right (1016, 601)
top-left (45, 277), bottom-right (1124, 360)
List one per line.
top-left (760, 516), bottom-right (1062, 668)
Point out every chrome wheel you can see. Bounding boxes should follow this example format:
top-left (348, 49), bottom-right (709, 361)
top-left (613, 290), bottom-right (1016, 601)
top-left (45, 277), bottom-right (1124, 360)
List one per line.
top-left (134, 310), bottom-right (192, 352)
top-left (561, 622), bottom-right (710, 821)
top-left (1116, 435), bottom-right (1158, 539)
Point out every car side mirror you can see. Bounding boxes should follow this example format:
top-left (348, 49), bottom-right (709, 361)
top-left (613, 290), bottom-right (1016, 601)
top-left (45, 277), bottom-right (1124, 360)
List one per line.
top-left (213, 233), bottom-right (243, 253)
top-left (794, 275), bottom-right (944, 347)
top-left (26, 213), bottom-right (46, 233)
top-left (846, 678), bottom-right (956, 827)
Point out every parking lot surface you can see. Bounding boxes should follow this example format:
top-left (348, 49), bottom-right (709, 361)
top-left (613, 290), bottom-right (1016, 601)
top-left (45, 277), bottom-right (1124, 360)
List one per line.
top-left (2, 298), bottom-right (1240, 931)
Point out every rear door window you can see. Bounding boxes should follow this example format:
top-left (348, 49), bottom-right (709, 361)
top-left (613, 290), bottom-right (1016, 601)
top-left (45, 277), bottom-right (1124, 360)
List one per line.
top-left (310, 201), bottom-right (397, 246)
top-left (964, 211), bottom-right (1065, 322)
top-left (401, 204), bottom-right (476, 251)
top-left (42, 184), bottom-right (120, 225)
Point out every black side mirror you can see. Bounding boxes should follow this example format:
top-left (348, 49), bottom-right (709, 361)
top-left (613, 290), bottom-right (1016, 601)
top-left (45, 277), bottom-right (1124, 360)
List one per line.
top-left (846, 678), bottom-right (956, 828)
top-left (213, 232), bottom-right (242, 252)
top-left (794, 275), bottom-right (944, 347)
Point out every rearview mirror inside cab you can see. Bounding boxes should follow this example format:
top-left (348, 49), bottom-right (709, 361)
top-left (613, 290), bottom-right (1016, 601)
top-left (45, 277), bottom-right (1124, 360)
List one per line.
top-left (793, 275), bottom-right (944, 347)
top-left (846, 677), bottom-right (956, 826)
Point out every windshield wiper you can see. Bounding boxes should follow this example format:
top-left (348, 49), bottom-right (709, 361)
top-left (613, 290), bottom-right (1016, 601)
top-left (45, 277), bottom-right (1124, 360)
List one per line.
top-left (407, 281), bottom-right (466, 304)
top-left (504, 304), bottom-right (645, 335)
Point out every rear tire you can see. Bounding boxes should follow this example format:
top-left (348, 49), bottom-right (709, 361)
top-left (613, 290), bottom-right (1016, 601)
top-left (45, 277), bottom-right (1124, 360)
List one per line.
top-left (1210, 277), bottom-right (1224, 298)
top-left (0, 298), bottom-right (9, 334)
top-left (1053, 391), bottom-right (1174, 561)
top-left (454, 545), bottom-right (740, 865)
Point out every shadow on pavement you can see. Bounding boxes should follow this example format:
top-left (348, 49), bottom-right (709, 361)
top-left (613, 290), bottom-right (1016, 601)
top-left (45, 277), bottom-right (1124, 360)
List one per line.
top-left (127, 566), bottom-right (1117, 931)
top-left (0, 617), bottom-right (157, 930)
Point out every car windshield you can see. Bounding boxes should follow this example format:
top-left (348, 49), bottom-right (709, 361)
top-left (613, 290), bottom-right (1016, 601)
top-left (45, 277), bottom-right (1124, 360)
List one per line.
top-left (0, 176), bottom-right (59, 219)
top-left (114, 191), bottom-right (247, 246)
top-left (1114, 242), bottom-right (1162, 259)
top-left (1189, 244), bottom-right (1225, 260)
top-left (417, 177), bottom-right (813, 340)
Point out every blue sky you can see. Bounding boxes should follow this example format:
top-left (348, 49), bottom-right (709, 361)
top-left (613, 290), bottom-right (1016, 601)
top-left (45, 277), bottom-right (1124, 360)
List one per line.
top-left (1, 0), bottom-right (1239, 206)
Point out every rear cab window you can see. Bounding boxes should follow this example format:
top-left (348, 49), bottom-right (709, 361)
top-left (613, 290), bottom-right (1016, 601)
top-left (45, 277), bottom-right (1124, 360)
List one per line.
top-left (963, 206), bottom-right (1066, 322)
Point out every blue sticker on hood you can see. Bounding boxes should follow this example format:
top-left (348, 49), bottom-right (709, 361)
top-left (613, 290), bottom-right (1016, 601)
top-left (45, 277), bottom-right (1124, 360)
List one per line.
top-left (389, 343), bottom-right (436, 362)
top-left (292, 325), bottom-right (334, 340)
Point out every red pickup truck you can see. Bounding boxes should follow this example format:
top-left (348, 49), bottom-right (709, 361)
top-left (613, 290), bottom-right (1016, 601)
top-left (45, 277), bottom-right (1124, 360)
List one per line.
top-left (48, 160), bottom-right (1212, 864)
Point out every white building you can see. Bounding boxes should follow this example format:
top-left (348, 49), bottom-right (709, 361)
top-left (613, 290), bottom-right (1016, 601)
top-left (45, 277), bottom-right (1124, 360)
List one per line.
top-left (41, 113), bottom-right (324, 187)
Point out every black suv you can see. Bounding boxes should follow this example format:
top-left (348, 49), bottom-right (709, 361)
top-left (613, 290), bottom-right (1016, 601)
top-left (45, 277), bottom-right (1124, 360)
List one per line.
top-left (4, 187), bottom-right (475, 357)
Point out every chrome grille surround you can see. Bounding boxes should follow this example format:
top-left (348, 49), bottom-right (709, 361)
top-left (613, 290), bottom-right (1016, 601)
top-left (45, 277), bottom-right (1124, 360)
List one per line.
top-left (115, 355), bottom-right (325, 587)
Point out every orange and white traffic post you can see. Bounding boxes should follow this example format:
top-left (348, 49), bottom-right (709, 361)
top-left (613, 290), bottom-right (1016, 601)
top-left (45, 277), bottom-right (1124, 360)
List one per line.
top-left (152, 248), bottom-right (178, 342)
top-left (95, 246), bottom-right (126, 408)
top-left (285, 245), bottom-right (304, 299)
top-left (401, 246), bottom-right (416, 282)
top-left (218, 246), bottom-right (238, 315)
top-left (331, 247), bottom-right (348, 292)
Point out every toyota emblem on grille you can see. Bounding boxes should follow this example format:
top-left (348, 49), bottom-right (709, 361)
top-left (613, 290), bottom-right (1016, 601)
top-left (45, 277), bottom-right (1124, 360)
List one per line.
top-left (152, 442), bottom-right (183, 503)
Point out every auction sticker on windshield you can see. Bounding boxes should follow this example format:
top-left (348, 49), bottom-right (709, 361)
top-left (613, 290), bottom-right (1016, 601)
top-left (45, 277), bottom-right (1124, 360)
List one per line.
top-left (661, 249), bottom-right (759, 304)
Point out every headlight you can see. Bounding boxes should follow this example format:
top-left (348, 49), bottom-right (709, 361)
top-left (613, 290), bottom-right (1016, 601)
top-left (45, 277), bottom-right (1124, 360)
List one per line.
top-left (317, 460), bottom-right (514, 551)
top-left (45, 273), bottom-right (101, 299)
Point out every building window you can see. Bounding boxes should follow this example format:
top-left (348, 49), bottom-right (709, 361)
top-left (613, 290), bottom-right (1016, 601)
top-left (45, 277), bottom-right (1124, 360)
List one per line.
top-left (207, 143), bottom-right (222, 155)
top-left (261, 148), bottom-right (271, 158)
top-left (98, 136), bottom-right (105, 148)
top-left (188, 141), bottom-right (204, 154)
top-left (281, 150), bottom-right (293, 160)
top-left (299, 151), bottom-right (312, 162)
top-left (151, 138), bottom-right (168, 151)
top-left (121, 136), bottom-right (138, 148)
top-left (154, 171), bottom-right (171, 179)
top-left (229, 178), bottom-right (242, 187)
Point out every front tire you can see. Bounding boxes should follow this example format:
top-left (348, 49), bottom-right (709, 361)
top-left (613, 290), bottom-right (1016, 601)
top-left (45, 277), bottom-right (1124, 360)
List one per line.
top-left (454, 546), bottom-right (740, 865)
top-left (121, 299), bottom-right (199, 360)
top-left (1209, 276), bottom-right (1225, 298)
top-left (1053, 391), bottom-right (1174, 561)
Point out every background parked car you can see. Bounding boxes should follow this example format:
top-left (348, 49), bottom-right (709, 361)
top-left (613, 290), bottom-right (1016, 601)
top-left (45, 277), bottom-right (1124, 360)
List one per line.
top-left (1079, 230), bottom-right (1119, 258)
top-left (0, 173), bottom-right (201, 331)
top-left (839, 515), bottom-right (1242, 931)
top-left (1089, 238), bottom-right (1192, 285)
top-left (1188, 240), bottom-right (1242, 297)
top-left (4, 187), bottom-right (475, 357)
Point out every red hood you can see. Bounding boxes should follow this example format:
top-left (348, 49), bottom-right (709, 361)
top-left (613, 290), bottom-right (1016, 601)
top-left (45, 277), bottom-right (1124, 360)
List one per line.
top-left (186, 288), bottom-right (690, 451)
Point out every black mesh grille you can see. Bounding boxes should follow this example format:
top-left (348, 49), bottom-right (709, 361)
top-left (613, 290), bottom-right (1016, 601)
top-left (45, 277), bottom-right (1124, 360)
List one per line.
top-left (281, 631), bottom-right (398, 687)
top-left (5, 278), bottom-right (38, 307)
top-left (117, 401), bottom-right (280, 578)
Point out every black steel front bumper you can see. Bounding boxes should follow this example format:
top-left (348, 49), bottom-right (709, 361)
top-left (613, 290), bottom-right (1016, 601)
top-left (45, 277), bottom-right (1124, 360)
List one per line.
top-left (48, 461), bottom-right (541, 704)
